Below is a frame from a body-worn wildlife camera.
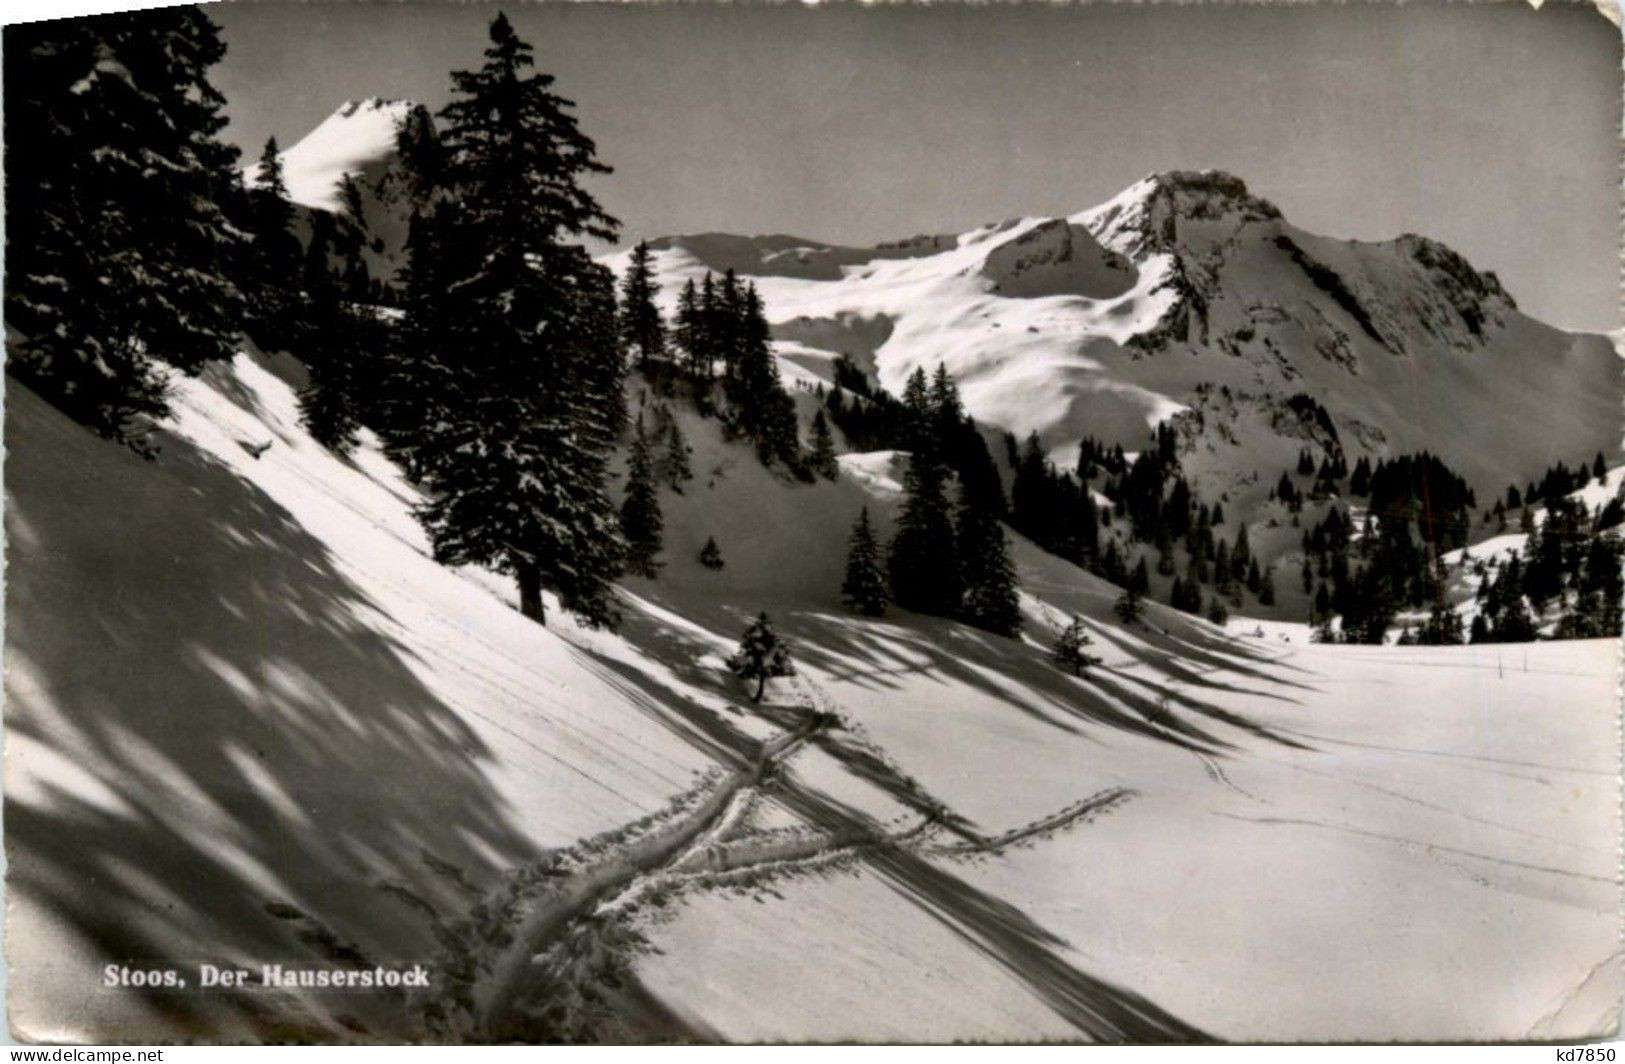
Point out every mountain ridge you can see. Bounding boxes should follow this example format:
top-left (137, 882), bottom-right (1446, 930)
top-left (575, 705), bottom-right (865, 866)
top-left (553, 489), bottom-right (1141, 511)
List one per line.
top-left (261, 100), bottom-right (1620, 539)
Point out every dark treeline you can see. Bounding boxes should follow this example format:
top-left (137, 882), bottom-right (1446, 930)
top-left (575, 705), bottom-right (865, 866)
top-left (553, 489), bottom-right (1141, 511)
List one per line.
top-left (1003, 422), bottom-right (1270, 623)
top-left (631, 256), bottom-right (805, 474)
top-left (824, 357), bottom-right (1004, 511)
top-left (831, 362), bottom-right (1021, 637)
top-left (1462, 464), bottom-right (1623, 643)
top-left (1298, 447), bottom-right (1621, 644)
top-left (1301, 451), bottom-right (1479, 643)
top-left (1006, 431), bottom-right (1122, 568)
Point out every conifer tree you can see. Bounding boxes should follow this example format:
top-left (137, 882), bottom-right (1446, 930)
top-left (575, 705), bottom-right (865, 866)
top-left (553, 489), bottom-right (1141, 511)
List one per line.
top-left (1114, 587), bottom-right (1145, 627)
top-left (1052, 617), bottom-right (1103, 676)
top-left (699, 536), bottom-right (725, 570)
top-left (1213, 540), bottom-right (1233, 596)
top-left (6, 8), bottom-right (246, 448)
top-left (888, 449), bottom-right (962, 616)
top-left (1011, 433), bottom-right (1054, 541)
top-left (388, 103), bottom-right (444, 210)
top-left (902, 367), bottom-right (934, 455)
top-left (376, 206), bottom-right (449, 470)
top-left (674, 277), bottom-right (700, 372)
top-left (1078, 491), bottom-right (1101, 561)
top-left (810, 408), bottom-right (839, 480)
top-left (841, 507), bottom-right (888, 616)
top-left (724, 283), bottom-right (801, 468)
top-left (1314, 583), bottom-right (1332, 622)
top-left (958, 503), bottom-right (1022, 637)
top-left (663, 418), bottom-right (693, 491)
top-left (1129, 557), bottom-right (1150, 597)
top-left (242, 136), bottom-right (306, 352)
top-left (1101, 540), bottom-right (1125, 584)
top-left (1350, 457), bottom-right (1371, 496)
top-left (619, 241), bottom-right (666, 370)
top-left (297, 214), bottom-right (365, 453)
top-left (699, 272), bottom-right (720, 369)
top-left (406, 13), bottom-right (627, 627)
top-left (715, 269), bottom-right (744, 377)
top-left (727, 612), bottom-right (795, 703)
top-left (620, 414), bottom-right (664, 577)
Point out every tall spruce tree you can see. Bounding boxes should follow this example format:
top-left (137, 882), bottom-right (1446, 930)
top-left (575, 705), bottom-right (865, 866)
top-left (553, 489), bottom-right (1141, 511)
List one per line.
top-left (1129, 557), bottom-right (1150, 596)
top-left (957, 502), bottom-right (1022, 637)
top-left (242, 136), bottom-right (306, 352)
top-left (386, 103), bottom-right (444, 211)
top-left (902, 367), bottom-right (934, 456)
top-left (888, 448), bottom-right (962, 616)
top-left (724, 283), bottom-right (801, 469)
top-left (620, 241), bottom-right (666, 370)
top-left (675, 278), bottom-right (704, 383)
top-left (6, 8), bottom-right (245, 448)
top-left (810, 408), bottom-right (839, 480)
top-left (406, 13), bottom-right (626, 627)
top-left (620, 414), bottom-right (664, 577)
top-left (841, 507), bottom-right (888, 616)
top-left (377, 205), bottom-right (451, 472)
top-left (715, 270), bottom-right (744, 378)
top-left (297, 213), bottom-right (365, 453)
top-left (663, 418), bottom-right (693, 490)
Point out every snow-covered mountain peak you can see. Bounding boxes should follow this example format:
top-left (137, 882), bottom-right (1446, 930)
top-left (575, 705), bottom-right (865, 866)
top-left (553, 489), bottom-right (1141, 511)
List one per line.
top-left (1076, 169), bottom-right (1284, 258)
top-left (251, 96), bottom-right (419, 212)
top-left (599, 165), bottom-right (1616, 531)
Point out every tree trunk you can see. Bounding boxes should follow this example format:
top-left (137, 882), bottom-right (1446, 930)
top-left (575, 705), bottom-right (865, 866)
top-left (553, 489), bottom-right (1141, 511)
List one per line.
top-left (516, 562), bottom-right (545, 625)
top-left (752, 675), bottom-right (765, 703)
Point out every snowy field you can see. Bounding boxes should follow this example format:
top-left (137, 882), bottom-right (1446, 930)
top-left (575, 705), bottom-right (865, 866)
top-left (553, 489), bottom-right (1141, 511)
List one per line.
top-left (5, 354), bottom-right (1618, 1042)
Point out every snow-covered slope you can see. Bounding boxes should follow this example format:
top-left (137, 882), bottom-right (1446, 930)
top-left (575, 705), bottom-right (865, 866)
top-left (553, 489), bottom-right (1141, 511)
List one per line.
top-left (604, 171), bottom-right (1621, 526)
top-left (6, 353), bottom-right (1618, 1042)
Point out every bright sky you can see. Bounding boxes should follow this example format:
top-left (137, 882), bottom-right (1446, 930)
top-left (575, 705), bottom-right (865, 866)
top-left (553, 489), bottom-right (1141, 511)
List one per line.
top-left (210, 1), bottom-right (1622, 333)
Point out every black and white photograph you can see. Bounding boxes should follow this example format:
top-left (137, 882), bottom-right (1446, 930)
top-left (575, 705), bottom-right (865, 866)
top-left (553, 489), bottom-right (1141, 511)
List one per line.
top-left (3, 0), bottom-right (1622, 1045)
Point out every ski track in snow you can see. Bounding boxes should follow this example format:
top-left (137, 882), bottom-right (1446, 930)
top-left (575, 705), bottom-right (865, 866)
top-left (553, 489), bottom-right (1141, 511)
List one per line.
top-left (1213, 812), bottom-right (1618, 886)
top-left (423, 684), bottom-right (1142, 1040)
top-left (469, 719), bottom-right (825, 1037)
